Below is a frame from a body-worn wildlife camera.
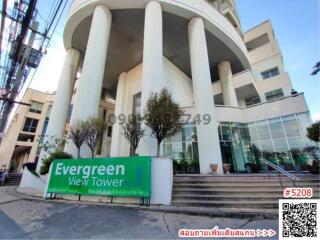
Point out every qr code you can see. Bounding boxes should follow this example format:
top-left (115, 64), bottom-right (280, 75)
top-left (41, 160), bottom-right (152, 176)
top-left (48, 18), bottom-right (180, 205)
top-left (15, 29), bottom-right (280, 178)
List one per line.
top-left (279, 199), bottom-right (320, 239)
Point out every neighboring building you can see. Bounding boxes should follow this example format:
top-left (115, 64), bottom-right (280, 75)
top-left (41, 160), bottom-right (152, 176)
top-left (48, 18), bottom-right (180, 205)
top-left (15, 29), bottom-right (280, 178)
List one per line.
top-left (0, 89), bottom-right (54, 172)
top-left (36, 0), bottom-right (317, 174)
top-left (0, 87), bottom-right (115, 173)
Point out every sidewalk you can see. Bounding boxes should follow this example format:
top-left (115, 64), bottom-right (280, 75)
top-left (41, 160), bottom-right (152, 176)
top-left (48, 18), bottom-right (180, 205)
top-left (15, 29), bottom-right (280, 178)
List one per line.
top-left (15, 187), bottom-right (278, 219)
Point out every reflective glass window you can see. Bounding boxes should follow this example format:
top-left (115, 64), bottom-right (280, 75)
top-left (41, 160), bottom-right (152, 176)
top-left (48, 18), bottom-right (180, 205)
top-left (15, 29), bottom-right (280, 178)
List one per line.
top-left (221, 123), bottom-right (232, 141)
top-left (248, 123), bottom-right (258, 141)
top-left (288, 137), bottom-right (305, 150)
top-left (269, 118), bottom-right (285, 139)
top-left (256, 120), bottom-right (271, 140)
top-left (282, 115), bottom-right (301, 137)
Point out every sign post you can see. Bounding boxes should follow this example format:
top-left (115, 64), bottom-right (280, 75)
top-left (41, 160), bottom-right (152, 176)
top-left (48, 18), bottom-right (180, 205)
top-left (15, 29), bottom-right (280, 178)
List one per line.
top-left (47, 156), bottom-right (151, 198)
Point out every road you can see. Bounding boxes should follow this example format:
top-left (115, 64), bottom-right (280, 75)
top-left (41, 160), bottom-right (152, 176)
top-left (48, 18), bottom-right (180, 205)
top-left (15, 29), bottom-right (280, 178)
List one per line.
top-left (0, 187), bottom-right (278, 239)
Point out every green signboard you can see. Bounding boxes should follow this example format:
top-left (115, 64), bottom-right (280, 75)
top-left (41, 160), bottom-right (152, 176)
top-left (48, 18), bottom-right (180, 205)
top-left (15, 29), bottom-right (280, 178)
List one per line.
top-left (47, 156), bottom-right (151, 197)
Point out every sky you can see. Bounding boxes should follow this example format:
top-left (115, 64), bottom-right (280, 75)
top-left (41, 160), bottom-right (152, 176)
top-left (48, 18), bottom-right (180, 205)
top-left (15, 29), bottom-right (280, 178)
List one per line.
top-left (25, 0), bottom-right (320, 121)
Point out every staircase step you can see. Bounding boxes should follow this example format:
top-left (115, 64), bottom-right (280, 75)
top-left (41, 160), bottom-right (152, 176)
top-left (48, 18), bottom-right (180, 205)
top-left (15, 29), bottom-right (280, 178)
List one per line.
top-left (172, 200), bottom-right (279, 209)
top-left (3, 173), bottom-right (22, 186)
top-left (172, 174), bottom-right (320, 210)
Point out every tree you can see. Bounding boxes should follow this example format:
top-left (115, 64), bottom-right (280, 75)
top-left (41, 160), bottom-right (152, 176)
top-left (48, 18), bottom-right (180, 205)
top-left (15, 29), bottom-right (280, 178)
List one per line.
top-left (68, 121), bottom-right (87, 158)
top-left (122, 115), bottom-right (145, 155)
top-left (84, 117), bottom-right (108, 158)
top-left (307, 122), bottom-right (320, 143)
top-left (144, 88), bottom-right (184, 156)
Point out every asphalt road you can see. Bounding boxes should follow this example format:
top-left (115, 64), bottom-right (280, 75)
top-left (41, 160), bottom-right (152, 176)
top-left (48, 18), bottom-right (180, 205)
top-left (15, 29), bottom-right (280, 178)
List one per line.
top-left (0, 187), bottom-right (278, 239)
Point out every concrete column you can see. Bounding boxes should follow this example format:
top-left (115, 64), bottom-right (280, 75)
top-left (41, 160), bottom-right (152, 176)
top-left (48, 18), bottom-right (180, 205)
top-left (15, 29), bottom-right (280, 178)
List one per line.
top-left (218, 61), bottom-right (238, 107)
top-left (110, 72), bottom-right (127, 157)
top-left (36, 48), bottom-right (80, 172)
top-left (188, 17), bottom-right (223, 174)
top-left (64, 5), bottom-right (112, 158)
top-left (138, 1), bottom-right (163, 156)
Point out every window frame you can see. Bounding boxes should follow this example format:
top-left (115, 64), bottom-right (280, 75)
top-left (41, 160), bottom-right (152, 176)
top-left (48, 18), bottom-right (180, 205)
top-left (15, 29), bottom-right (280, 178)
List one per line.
top-left (261, 67), bottom-right (280, 80)
top-left (22, 117), bottom-right (39, 133)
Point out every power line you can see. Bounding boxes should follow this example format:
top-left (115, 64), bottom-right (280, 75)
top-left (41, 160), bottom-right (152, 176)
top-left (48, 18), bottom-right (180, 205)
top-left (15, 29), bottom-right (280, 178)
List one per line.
top-left (0, 0), bottom-right (69, 132)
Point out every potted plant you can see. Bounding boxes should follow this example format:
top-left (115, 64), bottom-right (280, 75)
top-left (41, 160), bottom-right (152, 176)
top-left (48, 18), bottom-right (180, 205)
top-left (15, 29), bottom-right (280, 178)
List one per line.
top-left (144, 88), bottom-right (184, 205)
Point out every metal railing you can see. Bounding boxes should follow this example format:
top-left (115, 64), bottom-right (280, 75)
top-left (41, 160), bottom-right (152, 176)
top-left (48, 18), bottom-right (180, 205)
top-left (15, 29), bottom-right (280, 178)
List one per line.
top-left (261, 159), bottom-right (300, 189)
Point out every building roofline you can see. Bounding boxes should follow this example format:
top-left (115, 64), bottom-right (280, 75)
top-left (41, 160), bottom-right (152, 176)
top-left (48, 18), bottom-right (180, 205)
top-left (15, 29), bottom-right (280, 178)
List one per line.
top-left (27, 88), bottom-right (55, 96)
top-left (244, 19), bottom-right (271, 33)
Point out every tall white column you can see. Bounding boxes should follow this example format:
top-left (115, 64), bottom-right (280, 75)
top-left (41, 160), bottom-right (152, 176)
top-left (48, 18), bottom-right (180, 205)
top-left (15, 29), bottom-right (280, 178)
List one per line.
top-left (36, 48), bottom-right (80, 172)
top-left (138, 1), bottom-right (163, 156)
top-left (110, 72), bottom-right (127, 157)
top-left (188, 17), bottom-right (223, 174)
top-left (218, 61), bottom-right (238, 107)
top-left (64, 5), bottom-right (112, 158)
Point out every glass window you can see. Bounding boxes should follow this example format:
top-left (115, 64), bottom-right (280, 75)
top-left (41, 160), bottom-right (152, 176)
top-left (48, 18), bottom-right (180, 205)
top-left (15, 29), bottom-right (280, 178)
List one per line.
top-left (282, 115), bottom-right (301, 137)
top-left (273, 139), bottom-right (289, 152)
top-left (297, 112), bottom-right (312, 137)
top-left (231, 123), bottom-right (240, 143)
top-left (182, 125), bottom-right (197, 141)
top-left (265, 89), bottom-right (284, 102)
top-left (182, 126), bottom-right (192, 142)
top-left (256, 120), bottom-right (271, 140)
top-left (218, 124), bottom-right (222, 141)
top-left (107, 126), bottom-right (112, 137)
top-left (239, 123), bottom-right (250, 141)
top-left (172, 131), bottom-right (182, 142)
top-left (260, 140), bottom-right (274, 152)
top-left (248, 123), bottom-right (258, 141)
top-left (163, 143), bottom-right (172, 156)
top-left (269, 118), bottom-right (285, 139)
top-left (39, 118), bottom-right (49, 143)
top-left (22, 118), bottom-right (39, 133)
top-left (261, 67), bottom-right (279, 80)
top-left (29, 101), bottom-right (43, 114)
top-left (260, 140), bottom-right (277, 164)
top-left (221, 123), bottom-right (232, 141)
top-left (245, 96), bottom-right (261, 107)
top-left (132, 92), bottom-right (142, 115)
top-left (288, 137), bottom-right (305, 150)
top-left (46, 105), bottom-right (52, 118)
top-left (66, 105), bottom-right (73, 122)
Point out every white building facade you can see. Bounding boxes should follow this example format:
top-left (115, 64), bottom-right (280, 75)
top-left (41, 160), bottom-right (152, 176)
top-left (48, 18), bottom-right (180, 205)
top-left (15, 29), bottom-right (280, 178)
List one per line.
top-left (37, 0), bottom-right (317, 175)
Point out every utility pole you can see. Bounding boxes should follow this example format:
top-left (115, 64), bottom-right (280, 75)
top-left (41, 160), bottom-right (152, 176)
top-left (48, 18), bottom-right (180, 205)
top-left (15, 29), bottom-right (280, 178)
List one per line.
top-left (0, 0), bottom-right (38, 132)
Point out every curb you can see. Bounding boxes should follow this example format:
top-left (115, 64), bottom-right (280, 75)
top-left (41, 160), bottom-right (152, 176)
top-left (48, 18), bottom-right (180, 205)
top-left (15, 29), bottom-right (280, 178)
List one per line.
top-left (13, 187), bottom-right (278, 220)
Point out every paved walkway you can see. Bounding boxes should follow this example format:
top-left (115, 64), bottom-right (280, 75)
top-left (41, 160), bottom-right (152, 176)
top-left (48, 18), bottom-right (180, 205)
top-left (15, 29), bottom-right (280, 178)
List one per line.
top-left (15, 187), bottom-right (278, 219)
top-left (0, 186), bottom-right (279, 239)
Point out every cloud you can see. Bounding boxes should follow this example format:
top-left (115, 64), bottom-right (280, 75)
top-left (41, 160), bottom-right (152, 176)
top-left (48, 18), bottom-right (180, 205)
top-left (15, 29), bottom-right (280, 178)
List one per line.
top-left (29, 35), bottom-right (66, 93)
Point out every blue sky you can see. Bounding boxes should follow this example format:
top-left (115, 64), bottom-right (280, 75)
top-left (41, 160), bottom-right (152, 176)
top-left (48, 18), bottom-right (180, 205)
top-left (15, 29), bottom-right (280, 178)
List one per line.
top-left (237, 0), bottom-right (320, 120)
top-left (29, 0), bottom-right (319, 120)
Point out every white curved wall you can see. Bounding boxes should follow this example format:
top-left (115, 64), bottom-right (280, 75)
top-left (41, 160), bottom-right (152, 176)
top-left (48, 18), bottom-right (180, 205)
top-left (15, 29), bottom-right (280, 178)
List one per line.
top-left (64, 0), bottom-right (249, 68)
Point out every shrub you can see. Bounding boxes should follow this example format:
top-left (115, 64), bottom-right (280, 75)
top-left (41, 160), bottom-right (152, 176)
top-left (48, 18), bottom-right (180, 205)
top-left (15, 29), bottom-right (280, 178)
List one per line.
top-left (307, 122), bottom-right (320, 143)
top-left (40, 151), bottom-right (72, 175)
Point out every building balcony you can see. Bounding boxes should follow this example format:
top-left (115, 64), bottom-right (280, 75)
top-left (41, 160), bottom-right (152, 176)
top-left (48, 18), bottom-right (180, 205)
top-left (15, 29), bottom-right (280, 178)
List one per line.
top-left (214, 93), bottom-right (309, 123)
top-left (182, 93), bottom-right (309, 124)
top-left (213, 69), bottom-right (259, 104)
